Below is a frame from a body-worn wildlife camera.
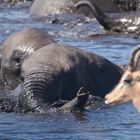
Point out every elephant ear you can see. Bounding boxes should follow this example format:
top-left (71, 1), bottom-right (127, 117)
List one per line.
top-left (127, 45), bottom-right (140, 71)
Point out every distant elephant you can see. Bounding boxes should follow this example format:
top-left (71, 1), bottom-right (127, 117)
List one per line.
top-left (29, 0), bottom-right (121, 17)
top-left (15, 43), bottom-right (122, 113)
top-left (1, 28), bottom-right (55, 89)
top-left (75, 0), bottom-right (140, 33)
top-left (113, 0), bottom-right (140, 12)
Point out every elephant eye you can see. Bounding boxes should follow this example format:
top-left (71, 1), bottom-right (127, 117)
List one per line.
top-left (14, 57), bottom-right (21, 63)
top-left (13, 50), bottom-right (22, 63)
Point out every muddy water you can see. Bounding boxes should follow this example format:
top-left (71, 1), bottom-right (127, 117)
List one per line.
top-left (0, 5), bottom-right (140, 140)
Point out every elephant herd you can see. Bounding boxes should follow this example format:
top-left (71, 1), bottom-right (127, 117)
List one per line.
top-left (0, 0), bottom-right (140, 114)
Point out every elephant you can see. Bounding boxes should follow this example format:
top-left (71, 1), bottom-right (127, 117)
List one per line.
top-left (29, 0), bottom-right (121, 17)
top-left (75, 0), bottom-right (140, 33)
top-left (12, 43), bottom-right (122, 113)
top-left (1, 27), bottom-right (55, 89)
top-left (0, 86), bottom-right (89, 113)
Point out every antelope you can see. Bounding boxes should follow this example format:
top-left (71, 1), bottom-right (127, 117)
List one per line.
top-left (105, 46), bottom-right (140, 113)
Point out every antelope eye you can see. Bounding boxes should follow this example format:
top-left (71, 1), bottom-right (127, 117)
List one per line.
top-left (123, 77), bottom-right (132, 85)
top-left (135, 76), bottom-right (140, 82)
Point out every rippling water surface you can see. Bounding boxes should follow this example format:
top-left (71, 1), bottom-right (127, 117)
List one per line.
top-left (0, 4), bottom-right (140, 140)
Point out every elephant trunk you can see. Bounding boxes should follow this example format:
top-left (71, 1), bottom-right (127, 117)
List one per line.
top-left (18, 68), bottom-right (62, 113)
top-left (75, 1), bottom-right (115, 30)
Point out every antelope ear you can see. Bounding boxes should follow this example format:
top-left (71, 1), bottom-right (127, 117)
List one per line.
top-left (132, 98), bottom-right (140, 113)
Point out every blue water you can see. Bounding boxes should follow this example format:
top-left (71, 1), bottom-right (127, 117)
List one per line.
top-left (0, 4), bottom-right (140, 140)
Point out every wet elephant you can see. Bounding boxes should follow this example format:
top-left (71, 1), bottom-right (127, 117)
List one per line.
top-left (0, 86), bottom-right (89, 113)
top-left (15, 43), bottom-right (123, 113)
top-left (75, 0), bottom-right (140, 33)
top-left (29, 0), bottom-right (121, 17)
top-left (1, 27), bottom-right (55, 89)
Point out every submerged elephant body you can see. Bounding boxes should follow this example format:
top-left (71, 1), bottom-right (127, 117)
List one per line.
top-left (1, 28), bottom-right (55, 89)
top-left (0, 85), bottom-right (89, 113)
top-left (16, 43), bottom-right (123, 112)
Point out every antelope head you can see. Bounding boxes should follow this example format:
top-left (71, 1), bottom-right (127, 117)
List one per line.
top-left (105, 46), bottom-right (140, 113)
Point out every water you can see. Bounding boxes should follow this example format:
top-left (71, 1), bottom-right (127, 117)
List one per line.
top-left (0, 4), bottom-right (140, 140)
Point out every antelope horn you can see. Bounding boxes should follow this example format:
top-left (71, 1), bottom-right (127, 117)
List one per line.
top-left (128, 45), bottom-right (140, 71)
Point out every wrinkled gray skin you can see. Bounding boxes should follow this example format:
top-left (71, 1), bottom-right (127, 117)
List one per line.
top-left (14, 43), bottom-right (123, 113)
top-left (58, 87), bottom-right (89, 112)
top-left (29, 0), bottom-right (121, 17)
top-left (75, 0), bottom-right (140, 33)
top-left (1, 28), bottom-right (55, 89)
top-left (0, 85), bottom-right (89, 113)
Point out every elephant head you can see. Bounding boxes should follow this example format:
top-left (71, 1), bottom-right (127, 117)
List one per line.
top-left (1, 28), bottom-right (55, 89)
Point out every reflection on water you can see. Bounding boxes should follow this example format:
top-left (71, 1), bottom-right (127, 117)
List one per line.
top-left (0, 103), bottom-right (140, 140)
top-left (0, 4), bottom-right (140, 140)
